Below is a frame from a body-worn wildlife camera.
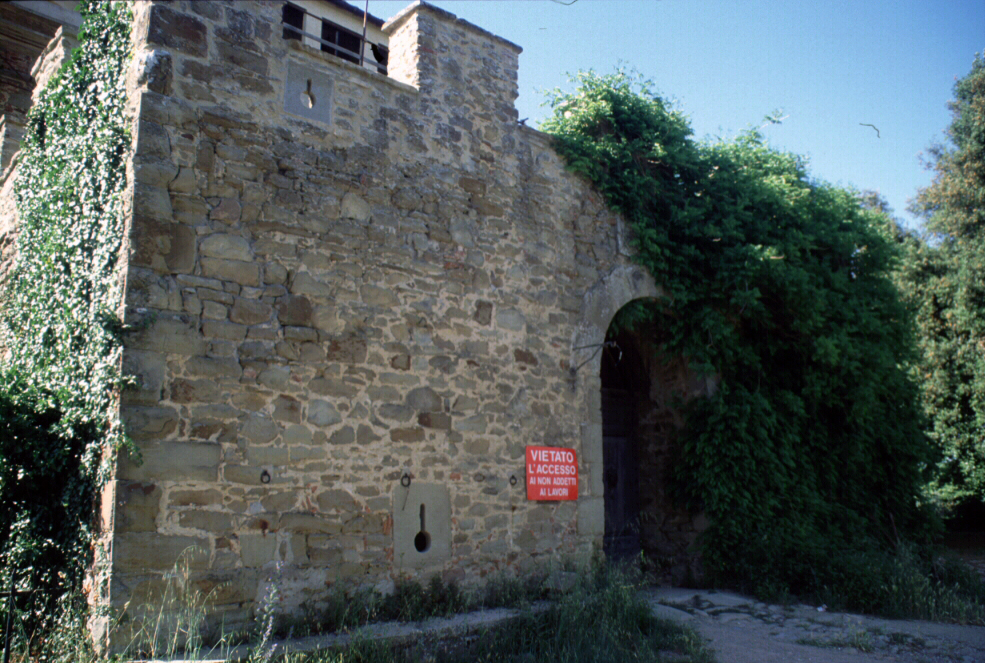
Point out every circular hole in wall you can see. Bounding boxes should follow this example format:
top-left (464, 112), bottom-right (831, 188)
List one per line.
top-left (414, 530), bottom-right (431, 553)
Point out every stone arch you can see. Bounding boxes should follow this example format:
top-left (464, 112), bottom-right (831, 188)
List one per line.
top-left (573, 264), bottom-right (663, 374)
top-left (571, 264), bottom-right (663, 542)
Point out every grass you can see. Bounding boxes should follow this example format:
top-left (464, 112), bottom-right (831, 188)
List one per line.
top-left (11, 542), bottom-right (984, 662)
top-left (271, 563), bottom-right (714, 663)
top-left (887, 631), bottom-right (926, 648)
top-left (809, 544), bottom-right (985, 625)
top-left (289, 570), bottom-right (545, 637)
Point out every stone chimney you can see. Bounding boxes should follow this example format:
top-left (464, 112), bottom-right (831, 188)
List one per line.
top-left (384, 2), bottom-right (522, 124)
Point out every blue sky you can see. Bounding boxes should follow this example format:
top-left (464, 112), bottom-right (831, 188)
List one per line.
top-left (368, 0), bottom-right (984, 229)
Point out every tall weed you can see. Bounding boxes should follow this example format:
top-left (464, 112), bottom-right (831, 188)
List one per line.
top-left (813, 544), bottom-right (985, 624)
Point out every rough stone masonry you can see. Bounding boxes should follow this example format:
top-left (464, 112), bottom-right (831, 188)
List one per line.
top-left (1, 0), bottom-right (709, 643)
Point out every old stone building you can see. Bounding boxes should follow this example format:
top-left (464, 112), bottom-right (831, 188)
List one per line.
top-left (0, 0), bottom-right (709, 640)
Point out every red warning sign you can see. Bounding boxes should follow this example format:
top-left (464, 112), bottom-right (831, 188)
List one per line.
top-left (526, 446), bottom-right (579, 501)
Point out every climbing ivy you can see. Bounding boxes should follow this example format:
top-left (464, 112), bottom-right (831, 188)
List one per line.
top-left (0, 0), bottom-right (132, 641)
top-left (543, 71), bottom-right (938, 594)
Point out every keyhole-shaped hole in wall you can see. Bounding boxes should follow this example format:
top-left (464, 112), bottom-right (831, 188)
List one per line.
top-left (414, 503), bottom-right (431, 553)
top-left (300, 78), bottom-right (315, 109)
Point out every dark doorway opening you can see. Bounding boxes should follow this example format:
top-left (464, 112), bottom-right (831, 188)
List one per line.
top-left (600, 329), bottom-right (647, 562)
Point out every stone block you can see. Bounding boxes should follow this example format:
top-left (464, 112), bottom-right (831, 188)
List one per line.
top-left (239, 533), bottom-right (277, 568)
top-left (134, 158), bottom-right (178, 188)
top-left (169, 489), bottom-right (222, 507)
top-left (580, 423), bottom-right (603, 465)
top-left (340, 192), bottom-right (370, 221)
top-left (121, 405), bottom-right (178, 441)
top-left (342, 514), bottom-right (383, 535)
top-left (115, 481), bottom-right (161, 532)
top-left (357, 424), bottom-right (381, 444)
top-left (360, 284), bottom-right (399, 308)
top-left (200, 233), bottom-right (253, 261)
top-left (329, 427), bottom-right (354, 445)
top-left (133, 182), bottom-right (173, 222)
top-left (121, 349), bottom-right (166, 406)
top-left (185, 356), bottom-right (242, 378)
top-left (261, 491), bottom-right (297, 512)
top-left (577, 497), bottom-right (604, 536)
top-left (307, 400), bottom-right (341, 426)
top-left (211, 199), bottom-right (242, 225)
top-left (223, 465), bottom-right (275, 485)
top-left (325, 337), bottom-right (367, 364)
top-left (201, 257), bottom-right (260, 287)
top-left (406, 387), bottom-right (442, 412)
top-left (285, 326), bottom-right (318, 342)
top-left (514, 348), bottom-right (538, 365)
top-left (283, 425), bottom-right (313, 446)
top-left (201, 320), bottom-right (247, 341)
top-left (284, 61), bottom-right (333, 126)
top-left (129, 315), bottom-right (207, 356)
top-left (178, 510), bottom-right (233, 532)
top-left (240, 414), bottom-right (279, 444)
top-left (272, 395), bottom-right (301, 424)
top-left (135, 121), bottom-right (171, 160)
top-left (316, 489), bottom-right (359, 513)
top-left (113, 533), bottom-right (208, 573)
top-left (169, 167), bottom-right (196, 193)
top-left (147, 5), bottom-right (208, 58)
top-left (216, 41), bottom-right (268, 76)
top-left (308, 378), bottom-right (358, 400)
top-left (119, 441), bottom-right (220, 482)
top-left (311, 305), bottom-right (342, 333)
top-left (276, 295), bottom-right (313, 326)
top-left (418, 412), bottom-right (450, 430)
top-left (230, 298), bottom-right (272, 325)
top-left (496, 307), bottom-right (525, 331)
top-left (393, 483), bottom-right (451, 571)
top-left (247, 445), bottom-right (290, 466)
top-left (130, 217), bottom-right (196, 273)
top-left (453, 414), bottom-right (486, 433)
top-left (169, 378), bottom-right (220, 404)
top-left (291, 273), bottom-right (333, 299)
top-left (257, 366), bottom-right (291, 390)
top-left (390, 427), bottom-right (424, 443)
top-left (279, 513), bottom-right (341, 534)
top-left (451, 396), bottom-right (477, 412)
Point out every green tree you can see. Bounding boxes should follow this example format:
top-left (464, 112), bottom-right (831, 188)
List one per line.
top-left (906, 55), bottom-right (985, 511)
top-left (543, 71), bottom-right (936, 594)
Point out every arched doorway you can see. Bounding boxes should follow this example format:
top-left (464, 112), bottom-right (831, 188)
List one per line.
top-left (575, 265), bottom-right (712, 582)
top-left (600, 323), bottom-right (648, 561)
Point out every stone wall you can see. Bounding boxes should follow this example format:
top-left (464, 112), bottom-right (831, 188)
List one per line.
top-left (0, 0), bottom-right (701, 641)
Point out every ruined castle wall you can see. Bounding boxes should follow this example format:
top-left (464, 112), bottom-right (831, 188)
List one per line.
top-left (112, 0), bottom-right (642, 627)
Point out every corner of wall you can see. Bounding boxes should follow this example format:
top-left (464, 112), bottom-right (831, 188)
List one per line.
top-left (384, 2), bottom-right (522, 121)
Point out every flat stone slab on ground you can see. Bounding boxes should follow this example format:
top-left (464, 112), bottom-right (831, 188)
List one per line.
top-left (643, 588), bottom-right (985, 663)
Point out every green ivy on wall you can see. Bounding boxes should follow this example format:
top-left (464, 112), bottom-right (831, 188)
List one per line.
top-left (0, 0), bottom-right (132, 642)
top-left (543, 71), bottom-right (938, 595)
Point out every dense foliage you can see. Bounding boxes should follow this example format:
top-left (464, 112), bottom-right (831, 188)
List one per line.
top-left (0, 0), bottom-right (132, 642)
top-left (543, 72), bottom-right (937, 594)
top-left (900, 56), bottom-right (985, 513)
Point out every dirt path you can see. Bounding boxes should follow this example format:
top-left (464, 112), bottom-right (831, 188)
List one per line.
top-left (645, 588), bottom-right (985, 663)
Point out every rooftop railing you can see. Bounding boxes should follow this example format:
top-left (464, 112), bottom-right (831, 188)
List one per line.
top-left (282, 2), bottom-right (388, 76)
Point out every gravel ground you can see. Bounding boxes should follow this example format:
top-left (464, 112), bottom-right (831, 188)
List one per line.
top-left (646, 588), bottom-right (985, 663)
